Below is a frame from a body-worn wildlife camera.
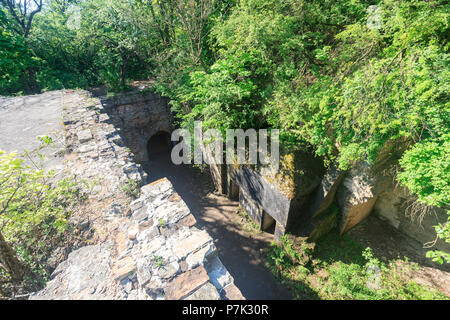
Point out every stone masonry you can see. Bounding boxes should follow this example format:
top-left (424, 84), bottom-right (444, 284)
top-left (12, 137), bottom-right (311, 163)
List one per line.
top-left (100, 92), bottom-right (172, 163)
top-left (31, 178), bottom-right (242, 300)
top-left (29, 90), bottom-right (243, 300)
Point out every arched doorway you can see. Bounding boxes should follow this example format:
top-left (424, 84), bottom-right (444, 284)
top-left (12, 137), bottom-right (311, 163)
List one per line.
top-left (141, 131), bottom-right (292, 299)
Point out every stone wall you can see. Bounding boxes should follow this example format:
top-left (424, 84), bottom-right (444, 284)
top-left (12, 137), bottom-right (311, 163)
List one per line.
top-left (31, 90), bottom-right (243, 300)
top-left (101, 93), bottom-right (173, 163)
top-left (216, 134), bottom-right (447, 252)
top-left (32, 178), bottom-right (243, 300)
top-left (373, 175), bottom-right (450, 252)
top-left (309, 158), bottom-right (450, 252)
top-left (222, 149), bottom-right (325, 239)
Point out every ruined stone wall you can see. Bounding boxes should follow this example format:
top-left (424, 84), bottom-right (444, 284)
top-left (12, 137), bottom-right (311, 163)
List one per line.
top-left (31, 90), bottom-right (243, 300)
top-left (32, 178), bottom-right (243, 300)
top-left (219, 135), bottom-right (447, 252)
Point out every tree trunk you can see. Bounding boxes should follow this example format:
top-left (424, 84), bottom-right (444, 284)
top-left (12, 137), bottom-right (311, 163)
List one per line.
top-left (0, 231), bottom-right (24, 283)
top-left (121, 57), bottom-right (128, 90)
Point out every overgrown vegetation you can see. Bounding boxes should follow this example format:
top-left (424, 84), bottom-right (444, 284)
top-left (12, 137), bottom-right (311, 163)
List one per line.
top-left (0, 148), bottom-right (82, 298)
top-left (266, 232), bottom-right (448, 300)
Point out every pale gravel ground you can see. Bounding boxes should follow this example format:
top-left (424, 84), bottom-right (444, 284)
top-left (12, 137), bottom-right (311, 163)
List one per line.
top-left (0, 91), bottom-right (67, 171)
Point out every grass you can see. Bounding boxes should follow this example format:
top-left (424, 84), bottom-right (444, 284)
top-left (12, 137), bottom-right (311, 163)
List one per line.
top-left (265, 230), bottom-right (448, 300)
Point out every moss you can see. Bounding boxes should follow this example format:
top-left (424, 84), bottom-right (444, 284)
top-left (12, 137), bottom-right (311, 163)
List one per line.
top-left (264, 153), bottom-right (297, 199)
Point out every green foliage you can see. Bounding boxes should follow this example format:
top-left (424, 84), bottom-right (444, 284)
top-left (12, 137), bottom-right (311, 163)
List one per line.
top-left (176, 52), bottom-right (268, 133)
top-left (151, 255), bottom-right (165, 269)
top-left (398, 136), bottom-right (449, 208)
top-left (398, 135), bottom-right (449, 262)
top-left (1, 0), bottom-right (151, 94)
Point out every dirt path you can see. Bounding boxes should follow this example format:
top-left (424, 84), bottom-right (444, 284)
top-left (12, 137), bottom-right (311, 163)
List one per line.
top-left (142, 143), bottom-right (292, 300)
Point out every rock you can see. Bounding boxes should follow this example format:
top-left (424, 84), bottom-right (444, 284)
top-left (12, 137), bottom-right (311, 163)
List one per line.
top-left (98, 113), bottom-right (110, 122)
top-left (222, 283), bottom-right (245, 300)
top-left (136, 258), bottom-right (153, 286)
top-left (184, 282), bottom-right (220, 300)
top-left (160, 223), bottom-right (179, 238)
top-left (374, 176), bottom-right (450, 252)
top-left (131, 205), bottom-right (149, 222)
top-left (109, 134), bottom-right (123, 146)
top-left (311, 164), bottom-right (346, 218)
top-left (157, 261), bottom-right (180, 279)
top-left (164, 266), bottom-right (210, 300)
top-left (185, 242), bottom-right (217, 270)
top-left (30, 243), bottom-right (113, 300)
top-left (115, 231), bottom-right (128, 255)
top-left (120, 278), bottom-right (133, 294)
top-left (140, 236), bottom-right (165, 256)
top-left (139, 219), bottom-right (153, 230)
top-left (103, 203), bottom-right (125, 221)
top-left (308, 209), bottom-right (338, 242)
top-left (127, 223), bottom-right (139, 240)
top-left (168, 193), bottom-right (182, 202)
top-left (145, 278), bottom-right (165, 300)
top-left (78, 143), bottom-right (96, 153)
top-left (205, 256), bottom-right (233, 291)
top-left (123, 163), bottom-right (139, 174)
top-left (178, 214), bottom-right (197, 227)
top-left (130, 199), bottom-right (144, 212)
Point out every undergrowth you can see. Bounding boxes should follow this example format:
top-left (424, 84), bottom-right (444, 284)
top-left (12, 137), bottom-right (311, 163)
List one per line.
top-left (265, 231), bottom-right (448, 300)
